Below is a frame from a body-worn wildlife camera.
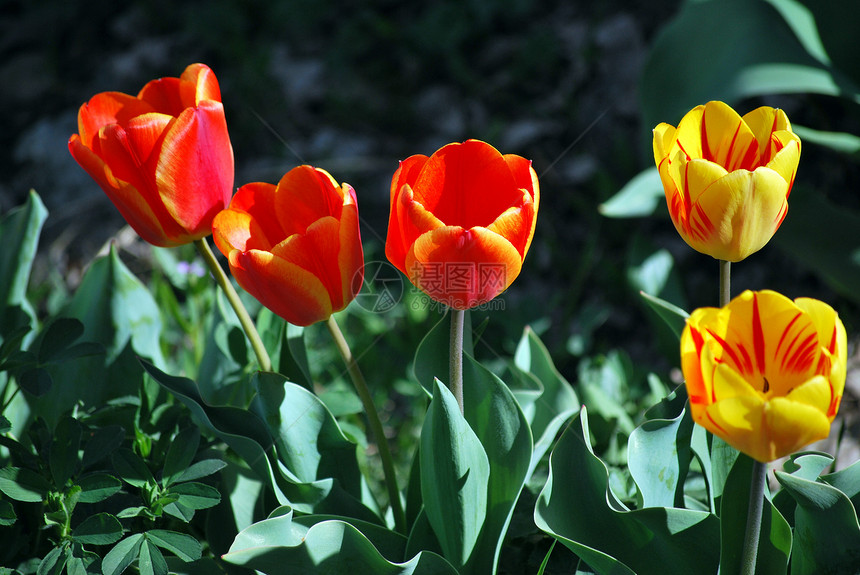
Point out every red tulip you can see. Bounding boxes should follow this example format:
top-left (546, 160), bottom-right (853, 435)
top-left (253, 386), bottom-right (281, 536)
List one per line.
top-left (386, 140), bottom-right (539, 310)
top-left (69, 63), bottom-right (234, 247)
top-left (212, 166), bottom-right (364, 327)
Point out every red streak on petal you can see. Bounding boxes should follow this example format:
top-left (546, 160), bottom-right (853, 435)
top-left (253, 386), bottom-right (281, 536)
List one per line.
top-left (775, 313), bottom-right (801, 359)
top-left (707, 328), bottom-right (750, 376)
top-left (752, 293), bottom-right (766, 374)
top-left (782, 332), bottom-right (817, 374)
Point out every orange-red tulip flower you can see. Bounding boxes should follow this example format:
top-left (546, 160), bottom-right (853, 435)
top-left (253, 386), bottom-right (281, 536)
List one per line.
top-left (385, 139), bottom-right (539, 310)
top-left (653, 101), bottom-right (800, 262)
top-left (212, 166), bottom-right (363, 327)
top-left (69, 63), bottom-right (234, 247)
top-left (681, 290), bottom-right (847, 462)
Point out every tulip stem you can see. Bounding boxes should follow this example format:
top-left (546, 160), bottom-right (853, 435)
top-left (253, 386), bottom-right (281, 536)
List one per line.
top-left (740, 460), bottom-right (768, 575)
top-left (449, 308), bottom-right (465, 415)
top-left (326, 315), bottom-right (406, 535)
top-left (194, 238), bottom-right (272, 372)
top-left (719, 259), bottom-right (731, 306)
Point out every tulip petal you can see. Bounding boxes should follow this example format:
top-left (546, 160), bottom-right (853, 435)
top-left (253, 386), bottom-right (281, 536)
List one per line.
top-left (765, 134), bottom-right (800, 193)
top-left (699, 395), bottom-right (765, 457)
top-left (69, 134), bottom-right (187, 247)
top-left (181, 63), bottom-right (222, 103)
top-left (77, 92), bottom-right (155, 148)
top-left (411, 140), bottom-right (524, 229)
top-left (741, 106), bottom-right (792, 160)
top-left (212, 208), bottom-right (275, 255)
top-left (692, 167), bottom-right (788, 261)
top-left (763, 397), bottom-right (831, 461)
top-left (784, 376), bottom-right (833, 413)
top-left (652, 122), bottom-right (677, 166)
top-left (229, 249), bottom-right (332, 327)
top-left (338, 188), bottom-right (364, 309)
top-left (700, 101), bottom-right (759, 171)
top-left (486, 188), bottom-right (535, 258)
top-left (405, 226), bottom-right (521, 309)
top-left (274, 166), bottom-right (343, 237)
top-left (224, 182), bottom-right (283, 246)
top-left (155, 100), bottom-right (233, 237)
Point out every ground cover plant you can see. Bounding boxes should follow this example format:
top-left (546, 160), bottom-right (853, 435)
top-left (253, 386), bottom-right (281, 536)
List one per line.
top-left (1, 0), bottom-right (859, 574)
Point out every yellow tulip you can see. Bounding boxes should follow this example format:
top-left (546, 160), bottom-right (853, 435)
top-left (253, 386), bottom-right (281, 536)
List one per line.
top-left (681, 290), bottom-right (846, 462)
top-left (653, 101), bottom-right (801, 262)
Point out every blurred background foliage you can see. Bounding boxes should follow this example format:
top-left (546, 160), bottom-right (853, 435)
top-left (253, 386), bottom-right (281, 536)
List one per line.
top-left (1, 0), bottom-right (859, 494)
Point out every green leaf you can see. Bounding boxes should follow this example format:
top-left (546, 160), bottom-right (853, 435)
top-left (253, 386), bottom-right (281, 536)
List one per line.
top-left (17, 367), bottom-right (52, 397)
top-left (145, 530), bottom-right (202, 562)
top-left (166, 482), bottom-right (221, 510)
top-left (0, 190), bottom-right (47, 339)
top-left (168, 459), bottom-right (227, 484)
top-left (224, 510), bottom-right (458, 574)
top-left (599, 168), bottom-right (664, 218)
top-left (0, 466), bottom-right (51, 502)
top-left (0, 499), bottom-right (16, 525)
top-left (421, 379), bottom-right (490, 568)
top-left (461, 355), bottom-right (533, 575)
top-left (81, 425), bottom-right (124, 471)
top-left (718, 456), bottom-right (791, 575)
top-left (35, 318), bottom-right (84, 364)
top-left (71, 513), bottom-right (123, 545)
top-left (797, 0), bottom-right (860, 86)
top-left (775, 470), bottom-right (860, 574)
top-left (535, 408), bottom-right (720, 575)
top-left (638, 293), bottom-right (689, 339)
top-left (111, 448), bottom-right (155, 488)
top-left (102, 534), bottom-right (143, 575)
top-left (63, 244), bottom-right (164, 366)
top-left (513, 326), bottom-right (580, 471)
top-left (36, 545), bottom-right (67, 575)
top-left (162, 427), bottom-right (200, 487)
top-left (792, 124), bottom-right (860, 155)
top-left (138, 540), bottom-right (168, 575)
top-left (50, 416), bottom-right (82, 488)
top-left (627, 409), bottom-right (692, 508)
top-left (77, 473), bottom-right (122, 504)
top-left (773, 188), bottom-right (860, 306)
top-left (412, 311), bottom-right (474, 394)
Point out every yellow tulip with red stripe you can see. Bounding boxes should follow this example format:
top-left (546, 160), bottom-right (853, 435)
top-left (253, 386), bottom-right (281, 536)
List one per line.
top-left (386, 139), bottom-right (539, 310)
top-left (653, 101), bottom-right (800, 262)
top-left (69, 63), bottom-right (233, 247)
top-left (681, 290), bottom-right (846, 462)
top-left (212, 166), bottom-right (363, 327)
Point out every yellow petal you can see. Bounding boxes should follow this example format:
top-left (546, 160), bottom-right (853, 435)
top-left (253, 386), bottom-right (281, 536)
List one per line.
top-left (699, 101), bottom-right (759, 171)
top-left (700, 395), bottom-right (769, 460)
top-left (763, 397), bottom-right (831, 461)
top-left (784, 375), bottom-right (833, 415)
top-left (652, 122), bottom-right (677, 165)
top-left (693, 168), bottom-right (788, 261)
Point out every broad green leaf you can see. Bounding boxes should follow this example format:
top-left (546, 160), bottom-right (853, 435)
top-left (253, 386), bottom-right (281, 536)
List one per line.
top-left (638, 293), bottom-right (689, 339)
top-left (796, 0), bottom-right (860, 86)
top-left (792, 124), bottom-right (860, 155)
top-left (139, 540), bottom-right (168, 575)
top-left (77, 473), bottom-right (122, 504)
top-left (773, 188), bottom-right (860, 306)
top-left (775, 470), bottom-right (860, 574)
top-left (111, 448), bottom-right (155, 489)
top-left (718, 456), bottom-right (791, 575)
top-left (102, 534), bottom-right (144, 575)
top-left (535, 408), bottom-right (720, 575)
top-left (63, 245), bottom-right (164, 367)
top-left (250, 371), bottom-right (377, 520)
top-left (141, 361), bottom-right (283, 501)
top-left (421, 379), bottom-right (489, 568)
top-left (0, 190), bottom-right (47, 339)
top-left (0, 466), bottom-right (51, 502)
top-left (49, 416), bottom-right (82, 488)
top-left (823, 457), bottom-right (860, 505)
top-left (224, 510), bottom-right (458, 574)
top-left (599, 168), bottom-right (664, 219)
top-left (513, 327), bottom-right (580, 471)
top-left (640, 0), bottom-right (857, 139)
top-left (145, 530), bottom-right (202, 562)
top-left (461, 354), bottom-right (533, 575)
top-left (162, 427), bottom-right (200, 487)
top-left (70, 513), bottom-right (123, 545)
top-left (166, 482), bottom-right (221, 510)
top-left (627, 409), bottom-right (692, 508)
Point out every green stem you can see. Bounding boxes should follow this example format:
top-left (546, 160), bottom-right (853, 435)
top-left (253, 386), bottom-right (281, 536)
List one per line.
top-left (449, 308), bottom-right (465, 415)
top-left (326, 315), bottom-right (406, 534)
top-left (740, 460), bottom-right (768, 575)
top-left (719, 259), bottom-right (731, 307)
top-left (194, 238), bottom-right (272, 372)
